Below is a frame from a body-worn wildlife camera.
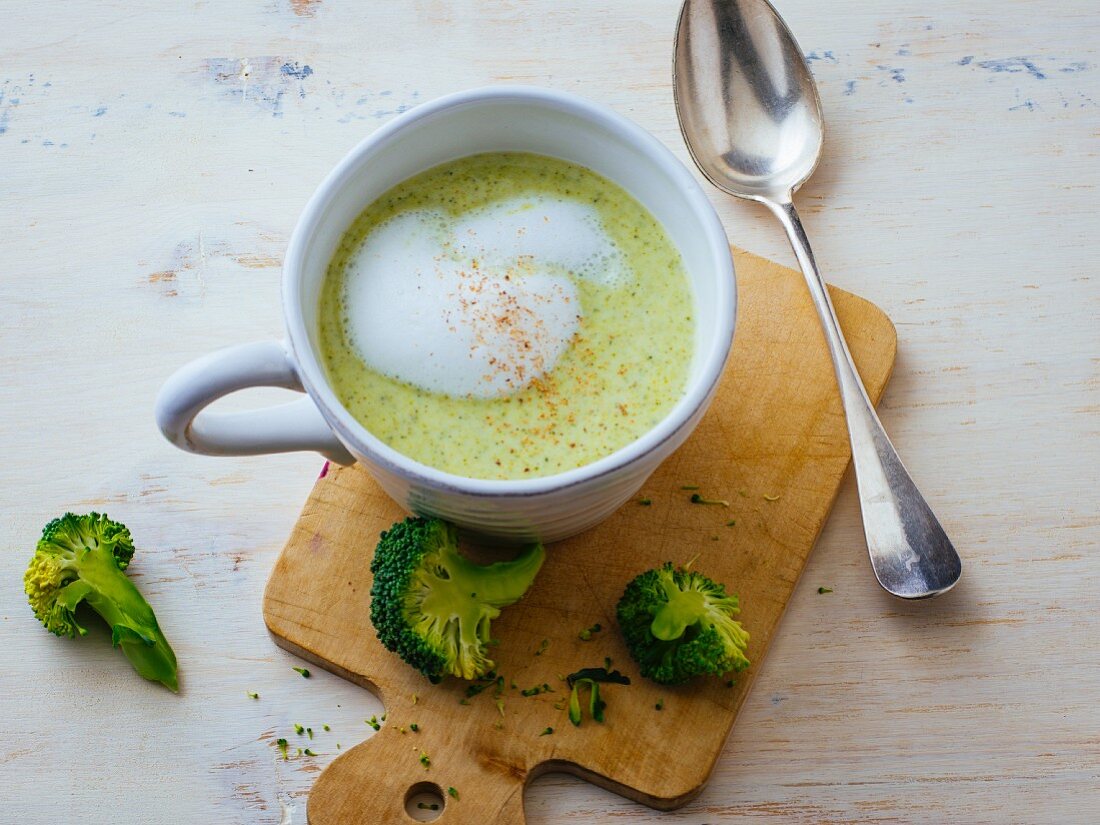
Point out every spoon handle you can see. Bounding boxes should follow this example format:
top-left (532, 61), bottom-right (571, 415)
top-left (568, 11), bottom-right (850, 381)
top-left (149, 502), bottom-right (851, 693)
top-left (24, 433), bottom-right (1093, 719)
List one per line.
top-left (764, 199), bottom-right (962, 598)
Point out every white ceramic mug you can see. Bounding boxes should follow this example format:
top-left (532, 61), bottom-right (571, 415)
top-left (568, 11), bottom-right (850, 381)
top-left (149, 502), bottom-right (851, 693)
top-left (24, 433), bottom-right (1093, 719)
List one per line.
top-left (155, 86), bottom-right (736, 542)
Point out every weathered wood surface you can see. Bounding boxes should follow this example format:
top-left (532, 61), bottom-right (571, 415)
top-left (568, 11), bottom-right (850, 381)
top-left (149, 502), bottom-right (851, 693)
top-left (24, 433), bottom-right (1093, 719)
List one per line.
top-left (1, 1), bottom-right (1097, 823)
top-left (264, 254), bottom-right (896, 824)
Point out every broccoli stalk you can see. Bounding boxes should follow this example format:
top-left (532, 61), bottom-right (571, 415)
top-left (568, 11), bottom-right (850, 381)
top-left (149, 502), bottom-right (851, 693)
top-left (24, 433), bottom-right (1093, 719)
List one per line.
top-left (24, 512), bottom-right (178, 691)
top-left (616, 562), bottom-right (749, 685)
top-left (370, 517), bottom-right (544, 681)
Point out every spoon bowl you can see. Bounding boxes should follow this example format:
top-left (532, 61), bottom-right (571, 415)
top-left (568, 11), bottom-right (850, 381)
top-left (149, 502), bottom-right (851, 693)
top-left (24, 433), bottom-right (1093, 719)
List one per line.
top-left (674, 0), bottom-right (962, 598)
top-left (674, 0), bottom-right (823, 200)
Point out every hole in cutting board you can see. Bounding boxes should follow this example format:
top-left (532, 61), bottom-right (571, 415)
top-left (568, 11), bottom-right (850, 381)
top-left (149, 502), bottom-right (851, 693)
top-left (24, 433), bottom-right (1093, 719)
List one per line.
top-left (404, 781), bottom-right (445, 821)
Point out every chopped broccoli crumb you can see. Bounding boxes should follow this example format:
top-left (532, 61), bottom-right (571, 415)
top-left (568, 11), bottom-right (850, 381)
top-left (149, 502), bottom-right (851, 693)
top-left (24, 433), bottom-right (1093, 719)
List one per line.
top-left (637, 497), bottom-right (652, 506)
top-left (578, 623), bottom-right (602, 641)
top-left (306, 727), bottom-right (313, 739)
top-left (247, 691), bottom-right (259, 699)
top-left (565, 667), bottom-right (629, 726)
top-left (417, 802), bottom-right (440, 811)
top-left (292, 667), bottom-right (311, 678)
top-left (680, 485), bottom-right (700, 490)
top-left (534, 638), bottom-right (550, 656)
top-left (495, 698), bottom-right (505, 717)
top-left (726, 679), bottom-right (735, 688)
top-left (465, 681), bottom-right (493, 698)
top-left (818, 586), bottom-right (833, 594)
top-left (520, 683), bottom-right (554, 697)
top-left (303, 748), bottom-right (316, 757)
top-left (322, 724), bottom-right (330, 731)
top-left (690, 493), bottom-right (729, 506)
top-left (293, 723), bottom-right (305, 736)
top-left (655, 698), bottom-right (664, 711)
top-left (410, 723), bottom-right (420, 733)
top-left (603, 656), bottom-right (612, 669)
top-left (447, 786), bottom-right (459, 800)
top-left (567, 683), bottom-right (583, 726)
top-left (380, 713), bottom-right (387, 721)
top-left (726, 520), bottom-right (737, 527)
top-left (565, 668), bottom-right (630, 686)
top-left (419, 751), bottom-right (430, 769)
top-left (365, 715), bottom-right (380, 731)
top-left (276, 738), bottom-right (288, 760)
top-left (539, 727), bottom-right (554, 736)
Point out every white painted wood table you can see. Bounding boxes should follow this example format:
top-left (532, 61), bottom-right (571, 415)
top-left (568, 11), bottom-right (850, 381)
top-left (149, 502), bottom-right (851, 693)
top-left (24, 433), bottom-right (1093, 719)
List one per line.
top-left (2, 1), bottom-right (1097, 822)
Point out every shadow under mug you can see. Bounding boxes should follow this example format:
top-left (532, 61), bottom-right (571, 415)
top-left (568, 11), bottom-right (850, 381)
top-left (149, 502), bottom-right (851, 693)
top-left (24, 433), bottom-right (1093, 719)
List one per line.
top-left (155, 86), bottom-right (736, 543)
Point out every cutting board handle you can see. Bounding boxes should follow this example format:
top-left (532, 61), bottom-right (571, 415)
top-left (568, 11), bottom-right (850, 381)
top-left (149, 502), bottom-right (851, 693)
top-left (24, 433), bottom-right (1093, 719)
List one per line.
top-left (308, 723), bottom-right (528, 824)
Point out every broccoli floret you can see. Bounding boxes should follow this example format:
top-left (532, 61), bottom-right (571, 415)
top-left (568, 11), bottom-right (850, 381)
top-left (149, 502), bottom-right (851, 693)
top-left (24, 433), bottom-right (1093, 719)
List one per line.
top-left (370, 517), bottom-right (544, 681)
top-left (24, 512), bottom-right (178, 691)
top-left (616, 562), bottom-right (749, 685)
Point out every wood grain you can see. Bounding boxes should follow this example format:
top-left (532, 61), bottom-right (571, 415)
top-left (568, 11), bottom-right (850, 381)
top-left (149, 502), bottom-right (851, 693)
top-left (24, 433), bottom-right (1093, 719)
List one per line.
top-left (262, 251), bottom-right (897, 823)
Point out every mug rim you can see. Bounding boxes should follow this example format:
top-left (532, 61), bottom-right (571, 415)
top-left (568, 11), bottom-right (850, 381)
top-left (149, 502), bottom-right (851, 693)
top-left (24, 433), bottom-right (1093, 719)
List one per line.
top-left (283, 85), bottom-right (735, 498)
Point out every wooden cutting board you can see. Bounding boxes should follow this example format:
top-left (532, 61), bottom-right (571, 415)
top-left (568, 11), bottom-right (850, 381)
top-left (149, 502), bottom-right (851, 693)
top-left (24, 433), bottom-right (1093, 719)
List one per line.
top-left (263, 247), bottom-right (897, 824)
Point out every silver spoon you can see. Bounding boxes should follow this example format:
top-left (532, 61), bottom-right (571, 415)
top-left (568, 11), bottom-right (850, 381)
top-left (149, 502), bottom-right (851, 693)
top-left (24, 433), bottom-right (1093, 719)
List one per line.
top-left (674, 0), bottom-right (962, 598)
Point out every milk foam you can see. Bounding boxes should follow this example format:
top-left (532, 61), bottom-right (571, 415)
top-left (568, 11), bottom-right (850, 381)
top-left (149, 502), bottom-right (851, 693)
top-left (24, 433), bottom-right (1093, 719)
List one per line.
top-left (341, 197), bottom-right (625, 399)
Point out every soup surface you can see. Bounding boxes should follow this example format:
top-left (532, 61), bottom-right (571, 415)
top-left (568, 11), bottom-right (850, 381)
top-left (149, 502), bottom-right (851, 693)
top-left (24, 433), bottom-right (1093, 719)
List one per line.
top-left (319, 152), bottom-right (694, 479)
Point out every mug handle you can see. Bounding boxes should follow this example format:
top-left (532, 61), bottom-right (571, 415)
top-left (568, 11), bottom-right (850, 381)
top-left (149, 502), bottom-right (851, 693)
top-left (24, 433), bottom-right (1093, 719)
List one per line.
top-left (154, 340), bottom-right (355, 465)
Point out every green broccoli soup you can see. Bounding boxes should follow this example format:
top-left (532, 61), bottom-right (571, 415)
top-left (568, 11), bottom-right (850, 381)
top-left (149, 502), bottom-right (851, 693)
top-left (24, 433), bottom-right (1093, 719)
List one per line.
top-left (318, 152), bottom-right (694, 480)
